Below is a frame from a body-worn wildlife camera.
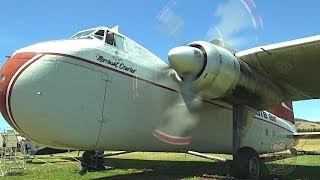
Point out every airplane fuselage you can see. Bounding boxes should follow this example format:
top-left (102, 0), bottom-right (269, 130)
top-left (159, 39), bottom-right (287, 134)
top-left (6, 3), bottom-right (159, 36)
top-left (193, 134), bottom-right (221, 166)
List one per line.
top-left (0, 28), bottom-right (297, 154)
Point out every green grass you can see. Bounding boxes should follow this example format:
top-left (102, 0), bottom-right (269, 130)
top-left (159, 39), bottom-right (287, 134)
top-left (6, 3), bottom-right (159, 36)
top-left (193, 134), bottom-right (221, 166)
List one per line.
top-left (263, 155), bottom-right (320, 179)
top-left (1, 152), bottom-right (319, 179)
top-left (296, 138), bottom-right (320, 152)
top-left (1, 152), bottom-right (231, 180)
top-left (1, 139), bottom-right (320, 179)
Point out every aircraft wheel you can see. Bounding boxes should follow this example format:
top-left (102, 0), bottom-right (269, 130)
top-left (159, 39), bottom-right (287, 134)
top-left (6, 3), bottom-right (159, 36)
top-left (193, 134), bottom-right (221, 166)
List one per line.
top-left (290, 147), bottom-right (298, 155)
top-left (80, 150), bottom-right (95, 173)
top-left (80, 150), bottom-right (105, 174)
top-left (231, 147), bottom-right (261, 179)
top-left (95, 150), bottom-right (106, 171)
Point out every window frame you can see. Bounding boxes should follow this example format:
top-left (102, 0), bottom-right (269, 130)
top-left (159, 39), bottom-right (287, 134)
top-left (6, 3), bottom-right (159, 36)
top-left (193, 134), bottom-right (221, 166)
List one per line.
top-left (104, 30), bottom-right (126, 52)
top-left (70, 29), bottom-right (96, 39)
top-left (93, 29), bottom-right (106, 41)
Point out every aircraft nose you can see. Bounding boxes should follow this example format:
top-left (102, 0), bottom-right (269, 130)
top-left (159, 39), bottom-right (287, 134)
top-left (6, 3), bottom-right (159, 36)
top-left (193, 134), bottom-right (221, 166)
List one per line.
top-left (0, 52), bottom-right (39, 134)
top-left (0, 51), bottom-right (104, 149)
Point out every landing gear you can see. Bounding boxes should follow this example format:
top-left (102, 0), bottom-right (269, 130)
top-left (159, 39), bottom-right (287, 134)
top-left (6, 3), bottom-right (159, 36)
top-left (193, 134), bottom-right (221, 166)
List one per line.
top-left (290, 147), bottom-right (298, 155)
top-left (232, 105), bottom-right (261, 179)
top-left (231, 147), bottom-right (261, 179)
top-left (80, 150), bottom-right (105, 174)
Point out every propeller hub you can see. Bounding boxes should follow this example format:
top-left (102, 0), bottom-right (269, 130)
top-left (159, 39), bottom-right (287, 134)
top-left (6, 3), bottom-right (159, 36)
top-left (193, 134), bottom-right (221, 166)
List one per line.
top-left (168, 46), bottom-right (204, 77)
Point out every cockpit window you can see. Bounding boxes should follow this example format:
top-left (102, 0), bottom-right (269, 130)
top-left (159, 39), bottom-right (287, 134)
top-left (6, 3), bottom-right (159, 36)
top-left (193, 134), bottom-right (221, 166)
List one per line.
top-left (105, 30), bottom-right (126, 51)
top-left (80, 30), bottom-right (94, 37)
top-left (94, 30), bottom-right (105, 40)
top-left (105, 31), bottom-right (115, 46)
top-left (114, 34), bottom-right (125, 51)
top-left (69, 28), bottom-right (126, 51)
top-left (70, 29), bottom-right (95, 39)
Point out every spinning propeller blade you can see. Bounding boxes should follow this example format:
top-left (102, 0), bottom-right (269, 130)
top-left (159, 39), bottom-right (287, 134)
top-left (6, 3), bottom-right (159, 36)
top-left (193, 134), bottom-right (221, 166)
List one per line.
top-left (153, 0), bottom-right (263, 145)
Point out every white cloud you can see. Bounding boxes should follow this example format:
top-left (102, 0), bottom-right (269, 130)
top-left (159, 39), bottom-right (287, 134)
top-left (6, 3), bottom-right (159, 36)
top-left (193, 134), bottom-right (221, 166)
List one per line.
top-left (206, 0), bottom-right (256, 47)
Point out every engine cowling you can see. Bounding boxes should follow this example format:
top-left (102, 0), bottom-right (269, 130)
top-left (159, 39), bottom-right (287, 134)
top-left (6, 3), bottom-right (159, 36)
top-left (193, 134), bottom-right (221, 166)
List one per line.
top-left (169, 41), bottom-right (241, 99)
top-left (189, 41), bottom-right (241, 99)
top-left (168, 41), bottom-right (283, 108)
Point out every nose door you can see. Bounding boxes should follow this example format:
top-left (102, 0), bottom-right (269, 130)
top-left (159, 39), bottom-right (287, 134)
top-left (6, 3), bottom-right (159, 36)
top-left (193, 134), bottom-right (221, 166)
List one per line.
top-left (49, 59), bottom-right (108, 149)
top-left (4, 54), bottom-right (109, 149)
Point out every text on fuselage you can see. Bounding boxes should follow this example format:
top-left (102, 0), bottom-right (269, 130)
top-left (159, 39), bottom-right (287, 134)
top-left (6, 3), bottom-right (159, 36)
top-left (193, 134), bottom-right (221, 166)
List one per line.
top-left (96, 54), bottom-right (137, 73)
top-left (256, 111), bottom-right (277, 123)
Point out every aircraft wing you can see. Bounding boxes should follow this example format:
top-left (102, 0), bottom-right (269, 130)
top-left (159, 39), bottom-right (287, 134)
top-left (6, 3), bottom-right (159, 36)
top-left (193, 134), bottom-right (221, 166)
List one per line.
top-left (236, 35), bottom-right (320, 101)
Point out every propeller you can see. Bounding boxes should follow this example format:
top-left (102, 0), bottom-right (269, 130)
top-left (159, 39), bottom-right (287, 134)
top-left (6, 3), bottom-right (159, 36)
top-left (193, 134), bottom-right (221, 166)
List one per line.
top-left (153, 0), bottom-right (263, 145)
top-left (155, 0), bottom-right (186, 45)
top-left (205, 0), bottom-right (263, 48)
top-left (156, 0), bottom-right (263, 48)
top-left (153, 45), bottom-right (205, 145)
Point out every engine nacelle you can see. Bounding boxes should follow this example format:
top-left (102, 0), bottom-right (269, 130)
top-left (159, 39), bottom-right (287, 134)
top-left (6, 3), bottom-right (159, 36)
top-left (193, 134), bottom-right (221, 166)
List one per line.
top-left (188, 41), bottom-right (241, 99)
top-left (168, 40), bottom-right (283, 108)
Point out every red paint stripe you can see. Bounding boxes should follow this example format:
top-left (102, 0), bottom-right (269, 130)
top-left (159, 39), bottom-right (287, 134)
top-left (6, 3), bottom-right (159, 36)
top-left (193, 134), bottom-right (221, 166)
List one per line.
top-left (0, 52), bottom-right (37, 134)
top-left (7, 54), bottom-right (44, 134)
top-left (153, 129), bottom-right (191, 145)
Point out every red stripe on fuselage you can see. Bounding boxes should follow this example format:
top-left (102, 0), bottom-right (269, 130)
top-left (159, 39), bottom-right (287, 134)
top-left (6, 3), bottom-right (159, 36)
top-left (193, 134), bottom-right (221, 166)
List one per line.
top-left (153, 129), bottom-right (191, 145)
top-left (7, 54), bottom-right (44, 134)
top-left (0, 52), bottom-right (39, 134)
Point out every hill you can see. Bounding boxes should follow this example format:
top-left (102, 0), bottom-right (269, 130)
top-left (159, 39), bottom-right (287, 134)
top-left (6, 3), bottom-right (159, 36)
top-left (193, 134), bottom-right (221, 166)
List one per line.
top-left (295, 118), bottom-right (320, 132)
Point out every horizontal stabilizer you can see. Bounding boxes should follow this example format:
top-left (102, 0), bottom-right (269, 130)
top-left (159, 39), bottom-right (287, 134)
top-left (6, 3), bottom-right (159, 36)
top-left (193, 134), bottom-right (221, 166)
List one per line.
top-left (293, 132), bottom-right (320, 138)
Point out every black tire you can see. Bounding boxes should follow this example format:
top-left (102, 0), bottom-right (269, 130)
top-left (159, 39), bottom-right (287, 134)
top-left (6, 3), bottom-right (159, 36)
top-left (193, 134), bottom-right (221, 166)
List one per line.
top-left (95, 151), bottom-right (106, 171)
top-left (81, 150), bottom-right (95, 172)
top-left (81, 150), bottom-right (105, 172)
top-left (231, 147), bottom-right (261, 179)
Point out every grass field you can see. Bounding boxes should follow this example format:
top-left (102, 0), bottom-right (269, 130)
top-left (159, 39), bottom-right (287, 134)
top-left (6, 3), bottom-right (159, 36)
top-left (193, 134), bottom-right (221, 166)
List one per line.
top-left (1, 139), bottom-right (320, 179)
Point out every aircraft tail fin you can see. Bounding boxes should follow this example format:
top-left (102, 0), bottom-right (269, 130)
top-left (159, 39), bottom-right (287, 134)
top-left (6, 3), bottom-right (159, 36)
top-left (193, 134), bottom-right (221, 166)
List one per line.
top-left (267, 102), bottom-right (295, 124)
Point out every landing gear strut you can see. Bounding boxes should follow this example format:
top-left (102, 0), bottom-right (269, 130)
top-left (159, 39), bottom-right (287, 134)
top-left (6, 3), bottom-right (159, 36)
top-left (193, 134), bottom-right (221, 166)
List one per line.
top-left (80, 150), bottom-right (105, 174)
top-left (232, 105), bottom-right (261, 179)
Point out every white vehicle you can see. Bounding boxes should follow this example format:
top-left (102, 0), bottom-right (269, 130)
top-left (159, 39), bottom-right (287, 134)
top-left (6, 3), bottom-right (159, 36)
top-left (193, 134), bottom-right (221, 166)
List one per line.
top-left (20, 138), bottom-right (67, 156)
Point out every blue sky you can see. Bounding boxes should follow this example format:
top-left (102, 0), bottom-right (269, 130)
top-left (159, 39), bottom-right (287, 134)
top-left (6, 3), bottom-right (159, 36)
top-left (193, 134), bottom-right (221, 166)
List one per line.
top-left (0, 0), bottom-right (319, 129)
